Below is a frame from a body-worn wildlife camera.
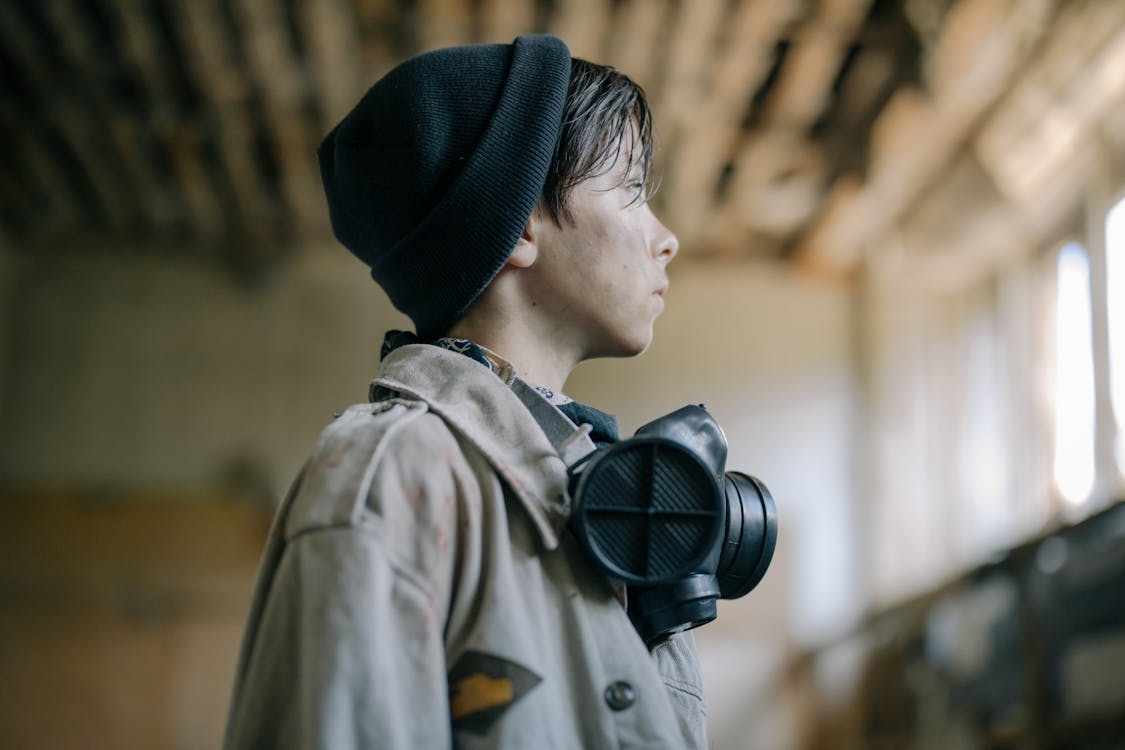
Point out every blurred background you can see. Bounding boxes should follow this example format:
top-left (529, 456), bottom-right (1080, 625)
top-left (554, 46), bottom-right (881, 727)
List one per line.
top-left (1, 0), bottom-right (1124, 747)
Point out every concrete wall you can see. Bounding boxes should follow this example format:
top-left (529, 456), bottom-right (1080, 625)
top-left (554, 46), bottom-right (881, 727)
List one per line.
top-left (0, 245), bottom-right (858, 750)
top-left (0, 245), bottom-right (406, 498)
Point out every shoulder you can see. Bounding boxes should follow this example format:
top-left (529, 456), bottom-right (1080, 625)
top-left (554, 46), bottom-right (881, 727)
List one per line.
top-left (283, 398), bottom-right (478, 540)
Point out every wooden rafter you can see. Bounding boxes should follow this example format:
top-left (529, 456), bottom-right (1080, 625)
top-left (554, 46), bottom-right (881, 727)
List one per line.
top-left (795, 0), bottom-right (1057, 275)
top-left (300, 0), bottom-right (366, 134)
top-left (0, 96), bottom-right (82, 234)
top-left (548, 0), bottom-right (611, 62)
top-left (46, 0), bottom-right (183, 234)
top-left (604, 0), bottom-right (671, 95)
top-left (351, 0), bottom-right (398, 83)
top-left (418, 0), bottom-right (472, 51)
top-left (167, 0), bottom-right (276, 249)
top-left (233, 0), bottom-right (326, 238)
top-left (0, 4), bottom-right (134, 231)
top-left (682, 0), bottom-right (805, 252)
top-left (0, 0), bottom-right (1118, 291)
top-left (652, 0), bottom-right (726, 243)
top-left (479, 0), bottom-right (537, 44)
top-left (106, 0), bottom-right (225, 240)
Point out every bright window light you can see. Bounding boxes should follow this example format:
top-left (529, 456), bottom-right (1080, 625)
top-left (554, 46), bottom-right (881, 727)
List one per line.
top-left (1108, 197), bottom-right (1125, 477)
top-left (1053, 242), bottom-right (1095, 506)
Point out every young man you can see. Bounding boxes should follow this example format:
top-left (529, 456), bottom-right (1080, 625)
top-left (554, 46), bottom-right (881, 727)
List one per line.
top-left (224, 34), bottom-right (703, 749)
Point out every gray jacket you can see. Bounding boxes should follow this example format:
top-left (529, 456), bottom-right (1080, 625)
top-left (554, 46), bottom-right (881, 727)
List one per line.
top-left (224, 344), bottom-right (707, 749)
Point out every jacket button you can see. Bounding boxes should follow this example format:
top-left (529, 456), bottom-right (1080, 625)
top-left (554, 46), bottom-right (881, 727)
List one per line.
top-left (604, 681), bottom-right (635, 711)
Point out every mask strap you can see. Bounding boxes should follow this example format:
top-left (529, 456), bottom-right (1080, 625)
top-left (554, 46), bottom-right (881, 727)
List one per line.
top-left (509, 378), bottom-right (598, 467)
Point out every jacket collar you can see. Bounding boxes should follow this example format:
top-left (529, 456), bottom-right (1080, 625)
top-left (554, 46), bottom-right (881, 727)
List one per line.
top-left (372, 344), bottom-right (571, 550)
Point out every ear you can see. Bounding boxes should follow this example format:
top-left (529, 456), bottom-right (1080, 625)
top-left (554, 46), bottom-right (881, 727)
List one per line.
top-left (506, 214), bottom-right (540, 269)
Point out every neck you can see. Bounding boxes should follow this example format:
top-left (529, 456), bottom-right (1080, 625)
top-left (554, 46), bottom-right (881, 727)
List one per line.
top-left (446, 315), bottom-right (581, 394)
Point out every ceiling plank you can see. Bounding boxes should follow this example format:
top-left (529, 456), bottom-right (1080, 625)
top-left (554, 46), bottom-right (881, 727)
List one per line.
top-left (0, 4), bottom-right (133, 232)
top-left (766, 28), bottom-right (846, 129)
top-left (106, 0), bottom-right (224, 240)
top-left (548, 0), bottom-right (612, 63)
top-left (794, 0), bottom-right (1055, 276)
top-left (710, 0), bottom-right (868, 256)
top-left (300, 0), bottom-right (366, 134)
top-left (680, 0), bottom-right (805, 252)
top-left (792, 173), bottom-right (862, 279)
top-left (604, 0), bottom-right (671, 94)
top-left (650, 0), bottom-right (726, 241)
top-left (654, 0), bottom-right (725, 120)
top-left (975, 1), bottom-right (1125, 205)
top-left (45, 0), bottom-right (181, 234)
top-left (232, 0), bottom-right (327, 238)
top-left (0, 147), bottom-right (39, 234)
top-left (765, 0), bottom-right (870, 129)
top-left (479, 0), bottom-right (537, 44)
top-left (734, 132), bottom-right (823, 233)
top-left (351, 0), bottom-right (397, 83)
top-left (418, 0), bottom-right (473, 50)
top-left (168, 0), bottom-right (277, 246)
top-left (0, 100), bottom-right (83, 234)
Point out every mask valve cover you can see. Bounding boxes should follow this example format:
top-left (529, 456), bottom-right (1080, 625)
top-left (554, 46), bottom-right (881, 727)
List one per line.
top-left (569, 437), bottom-right (725, 586)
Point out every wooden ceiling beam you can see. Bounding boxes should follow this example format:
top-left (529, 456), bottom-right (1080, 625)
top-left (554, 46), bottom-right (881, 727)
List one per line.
top-left (0, 148), bottom-right (39, 235)
top-left (548, 0), bottom-right (612, 62)
top-left (975, 1), bottom-right (1125, 206)
top-left (880, 154), bottom-right (1035, 293)
top-left (45, 0), bottom-right (182, 234)
top-left (0, 4), bottom-right (133, 232)
top-left (168, 0), bottom-right (277, 247)
top-left (233, 0), bottom-right (327, 239)
top-left (603, 0), bottom-right (671, 93)
top-left (731, 131), bottom-right (823, 233)
top-left (764, 0), bottom-right (870, 129)
top-left (418, 0), bottom-right (473, 50)
top-left (106, 0), bottom-right (224, 240)
top-left (695, 0), bottom-right (808, 253)
top-left (649, 0), bottom-right (726, 243)
top-left (794, 0), bottom-right (1055, 276)
top-left (713, 0), bottom-right (804, 122)
top-left (764, 26), bottom-right (842, 128)
top-left (479, 0), bottom-right (537, 44)
top-left (707, 0), bottom-right (868, 257)
top-left (0, 100), bottom-right (83, 234)
top-left (351, 0), bottom-right (397, 83)
top-left (655, 0), bottom-right (726, 116)
top-left (300, 0), bottom-right (366, 133)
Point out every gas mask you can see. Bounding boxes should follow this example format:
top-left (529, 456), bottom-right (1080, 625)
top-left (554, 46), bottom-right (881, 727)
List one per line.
top-left (567, 405), bottom-right (777, 645)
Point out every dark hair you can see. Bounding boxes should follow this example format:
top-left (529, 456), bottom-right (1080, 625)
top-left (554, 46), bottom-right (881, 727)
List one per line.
top-left (539, 58), bottom-right (656, 223)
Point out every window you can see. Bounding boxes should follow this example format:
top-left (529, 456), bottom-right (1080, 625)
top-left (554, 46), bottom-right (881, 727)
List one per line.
top-left (1107, 197), bottom-right (1125, 479)
top-left (864, 188), bottom-right (1125, 607)
top-left (1053, 242), bottom-right (1096, 506)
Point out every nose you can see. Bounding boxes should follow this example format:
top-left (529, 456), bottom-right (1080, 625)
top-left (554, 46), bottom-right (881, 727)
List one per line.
top-left (650, 212), bottom-right (679, 265)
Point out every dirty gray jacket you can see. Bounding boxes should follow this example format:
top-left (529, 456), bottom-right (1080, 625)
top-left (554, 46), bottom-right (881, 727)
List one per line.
top-left (224, 343), bottom-right (708, 749)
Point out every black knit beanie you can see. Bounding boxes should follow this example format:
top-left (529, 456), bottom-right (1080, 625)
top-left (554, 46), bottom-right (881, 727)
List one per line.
top-left (318, 35), bottom-right (571, 339)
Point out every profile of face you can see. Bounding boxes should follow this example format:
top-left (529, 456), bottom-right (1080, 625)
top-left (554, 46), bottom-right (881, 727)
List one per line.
top-left (525, 157), bottom-right (679, 361)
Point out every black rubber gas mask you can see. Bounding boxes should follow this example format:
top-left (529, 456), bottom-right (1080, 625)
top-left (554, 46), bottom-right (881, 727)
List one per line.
top-left (567, 405), bottom-right (778, 645)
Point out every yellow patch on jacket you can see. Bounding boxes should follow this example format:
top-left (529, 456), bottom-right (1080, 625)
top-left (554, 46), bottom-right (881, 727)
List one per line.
top-left (449, 673), bottom-right (515, 719)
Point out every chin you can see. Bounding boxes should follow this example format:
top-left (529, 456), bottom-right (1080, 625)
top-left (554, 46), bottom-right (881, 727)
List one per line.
top-left (598, 330), bottom-right (654, 359)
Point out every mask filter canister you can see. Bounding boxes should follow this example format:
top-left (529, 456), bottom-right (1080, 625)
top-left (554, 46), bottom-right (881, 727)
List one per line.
top-left (568, 405), bottom-right (777, 644)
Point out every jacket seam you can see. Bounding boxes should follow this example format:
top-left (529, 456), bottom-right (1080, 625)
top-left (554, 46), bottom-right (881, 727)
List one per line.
top-left (662, 677), bottom-right (704, 702)
top-left (287, 522), bottom-right (435, 601)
